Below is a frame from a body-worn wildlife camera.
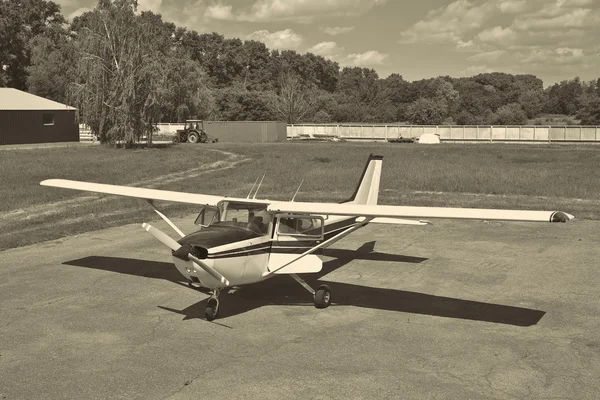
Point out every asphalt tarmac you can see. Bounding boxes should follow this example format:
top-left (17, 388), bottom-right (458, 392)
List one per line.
top-left (1, 216), bottom-right (598, 399)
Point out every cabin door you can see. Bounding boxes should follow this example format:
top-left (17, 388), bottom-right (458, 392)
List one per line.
top-left (268, 215), bottom-right (324, 274)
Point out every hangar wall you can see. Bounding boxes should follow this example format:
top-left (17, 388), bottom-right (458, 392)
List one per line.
top-left (0, 110), bottom-right (79, 145)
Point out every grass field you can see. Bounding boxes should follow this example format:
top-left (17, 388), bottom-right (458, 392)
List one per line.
top-left (1, 141), bottom-right (599, 250)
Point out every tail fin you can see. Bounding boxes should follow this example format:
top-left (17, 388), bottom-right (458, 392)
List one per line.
top-left (343, 154), bottom-right (383, 205)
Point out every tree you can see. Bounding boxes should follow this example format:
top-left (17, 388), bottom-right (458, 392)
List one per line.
top-left (546, 78), bottom-right (583, 115)
top-left (577, 96), bottom-right (600, 124)
top-left (337, 67), bottom-right (379, 104)
top-left (27, 30), bottom-right (76, 103)
top-left (69, 0), bottom-right (169, 146)
top-left (406, 98), bottom-right (447, 124)
top-left (0, 0), bottom-right (66, 89)
top-left (158, 50), bottom-right (215, 122)
top-left (518, 90), bottom-right (546, 119)
top-left (494, 103), bottom-right (528, 125)
top-left (268, 72), bottom-right (316, 123)
top-left (215, 87), bottom-right (273, 120)
top-left (377, 73), bottom-right (416, 104)
top-left (312, 109), bottom-right (332, 123)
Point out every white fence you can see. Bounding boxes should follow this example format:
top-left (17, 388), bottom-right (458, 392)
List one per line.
top-left (80, 123), bottom-right (600, 143)
top-left (287, 124), bottom-right (600, 142)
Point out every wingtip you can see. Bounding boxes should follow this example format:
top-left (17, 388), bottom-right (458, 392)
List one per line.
top-left (550, 211), bottom-right (575, 223)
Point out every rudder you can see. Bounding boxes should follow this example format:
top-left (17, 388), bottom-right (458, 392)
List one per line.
top-left (343, 154), bottom-right (383, 205)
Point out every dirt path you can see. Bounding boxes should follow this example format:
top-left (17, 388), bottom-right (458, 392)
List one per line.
top-left (1, 149), bottom-right (249, 222)
top-left (0, 149), bottom-right (251, 249)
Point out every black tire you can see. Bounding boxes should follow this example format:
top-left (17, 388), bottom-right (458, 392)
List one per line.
top-left (314, 284), bottom-right (332, 309)
top-left (188, 131), bottom-right (200, 143)
top-left (172, 135), bottom-right (180, 144)
top-left (205, 298), bottom-right (219, 321)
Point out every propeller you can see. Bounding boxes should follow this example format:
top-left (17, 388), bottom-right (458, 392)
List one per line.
top-left (142, 223), bottom-right (230, 287)
top-left (146, 201), bottom-right (185, 237)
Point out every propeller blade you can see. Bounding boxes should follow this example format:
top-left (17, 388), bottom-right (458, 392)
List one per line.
top-left (146, 201), bottom-right (185, 238)
top-left (142, 223), bottom-right (181, 251)
top-left (188, 254), bottom-right (230, 287)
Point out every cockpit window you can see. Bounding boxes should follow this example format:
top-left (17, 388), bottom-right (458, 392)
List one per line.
top-left (196, 201), bottom-right (272, 235)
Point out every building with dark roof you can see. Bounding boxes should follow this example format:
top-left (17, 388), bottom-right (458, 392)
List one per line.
top-left (0, 88), bottom-right (78, 145)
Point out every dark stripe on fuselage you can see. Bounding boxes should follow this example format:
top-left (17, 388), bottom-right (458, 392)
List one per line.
top-left (203, 217), bottom-right (363, 259)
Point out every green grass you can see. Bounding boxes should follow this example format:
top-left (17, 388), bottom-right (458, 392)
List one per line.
top-left (0, 145), bottom-right (224, 212)
top-left (1, 141), bottom-right (600, 250)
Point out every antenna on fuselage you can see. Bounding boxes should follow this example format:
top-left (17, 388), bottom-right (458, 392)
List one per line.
top-left (246, 176), bottom-right (260, 199)
top-left (291, 179), bottom-right (304, 202)
top-left (252, 174), bottom-right (266, 199)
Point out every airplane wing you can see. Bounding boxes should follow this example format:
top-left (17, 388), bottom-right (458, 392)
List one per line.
top-left (268, 201), bottom-right (574, 223)
top-left (40, 179), bottom-right (224, 206)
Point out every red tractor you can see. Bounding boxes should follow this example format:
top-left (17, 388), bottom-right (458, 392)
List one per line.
top-left (172, 120), bottom-right (217, 144)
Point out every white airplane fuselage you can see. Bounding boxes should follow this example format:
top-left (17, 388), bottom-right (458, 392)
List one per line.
top-left (172, 214), bottom-right (356, 289)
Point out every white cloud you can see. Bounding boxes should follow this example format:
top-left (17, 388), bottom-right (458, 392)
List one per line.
top-left (137, 0), bottom-right (162, 12)
top-left (523, 47), bottom-right (585, 65)
top-left (514, 8), bottom-right (596, 30)
top-left (477, 26), bottom-right (517, 43)
top-left (497, 0), bottom-right (530, 14)
top-left (400, 0), bottom-right (600, 81)
top-left (307, 41), bottom-right (344, 58)
top-left (204, 3), bottom-right (234, 20)
top-left (468, 50), bottom-right (506, 63)
top-left (323, 26), bottom-right (355, 36)
top-left (399, 0), bottom-right (497, 46)
top-left (208, 0), bottom-right (386, 22)
top-left (246, 29), bottom-right (303, 50)
top-left (346, 50), bottom-right (388, 66)
top-left (68, 7), bottom-right (91, 19)
top-left (461, 65), bottom-right (496, 76)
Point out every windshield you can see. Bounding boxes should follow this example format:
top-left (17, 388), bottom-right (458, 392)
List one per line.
top-left (202, 201), bottom-right (272, 235)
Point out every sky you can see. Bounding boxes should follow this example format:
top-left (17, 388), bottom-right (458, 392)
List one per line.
top-left (55, 0), bottom-right (600, 86)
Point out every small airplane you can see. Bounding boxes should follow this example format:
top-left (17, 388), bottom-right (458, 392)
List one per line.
top-left (41, 154), bottom-right (574, 321)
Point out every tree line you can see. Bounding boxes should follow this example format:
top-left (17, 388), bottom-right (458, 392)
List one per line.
top-left (1, 0), bottom-right (600, 145)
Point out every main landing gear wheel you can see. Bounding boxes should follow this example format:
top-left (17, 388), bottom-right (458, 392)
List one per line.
top-left (314, 284), bottom-right (332, 309)
top-left (205, 297), bottom-right (219, 321)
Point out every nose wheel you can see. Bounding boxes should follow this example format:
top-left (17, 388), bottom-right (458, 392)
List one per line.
top-left (205, 289), bottom-right (220, 321)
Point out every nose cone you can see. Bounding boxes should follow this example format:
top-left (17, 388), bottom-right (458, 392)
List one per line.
top-left (172, 243), bottom-right (208, 261)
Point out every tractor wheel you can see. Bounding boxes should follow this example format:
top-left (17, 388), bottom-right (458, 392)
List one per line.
top-left (172, 135), bottom-right (180, 144)
top-left (187, 131), bottom-right (200, 143)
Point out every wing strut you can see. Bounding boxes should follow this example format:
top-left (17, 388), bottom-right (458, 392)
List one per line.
top-left (263, 217), bottom-right (374, 278)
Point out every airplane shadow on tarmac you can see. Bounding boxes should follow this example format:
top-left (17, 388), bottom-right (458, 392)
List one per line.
top-left (64, 241), bottom-right (545, 327)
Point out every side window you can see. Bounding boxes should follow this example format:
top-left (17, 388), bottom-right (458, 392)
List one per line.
top-left (277, 216), bottom-right (323, 238)
top-left (43, 114), bottom-right (54, 126)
